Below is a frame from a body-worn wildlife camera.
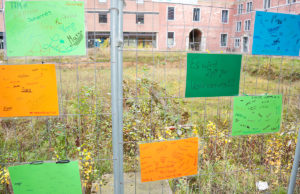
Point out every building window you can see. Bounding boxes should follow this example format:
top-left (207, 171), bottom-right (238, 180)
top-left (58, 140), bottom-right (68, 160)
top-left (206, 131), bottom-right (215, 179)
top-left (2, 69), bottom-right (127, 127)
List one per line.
top-left (287, 0), bottom-right (296, 4)
top-left (136, 13), bottom-right (144, 24)
top-left (238, 4), bottom-right (243, 14)
top-left (221, 10), bottom-right (229, 24)
top-left (236, 21), bottom-right (242, 32)
top-left (246, 2), bottom-right (253, 12)
top-left (136, 0), bottom-right (144, 3)
top-left (245, 20), bottom-right (251, 31)
top-left (99, 13), bottom-right (107, 23)
top-left (167, 32), bottom-right (175, 46)
top-left (168, 7), bottom-right (175, 20)
top-left (99, 0), bottom-right (107, 2)
top-left (193, 8), bottom-right (200, 21)
top-left (264, 0), bottom-right (270, 9)
top-left (221, 34), bottom-right (227, 47)
top-left (234, 38), bottom-right (240, 48)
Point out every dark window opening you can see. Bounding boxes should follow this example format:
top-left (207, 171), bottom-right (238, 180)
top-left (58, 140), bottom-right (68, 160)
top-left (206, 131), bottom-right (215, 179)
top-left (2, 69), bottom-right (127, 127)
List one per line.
top-left (99, 13), bottom-right (107, 23)
top-left (167, 32), bottom-right (174, 46)
top-left (222, 10), bottom-right (228, 23)
top-left (193, 8), bottom-right (200, 21)
top-left (168, 7), bottom-right (175, 20)
top-left (221, 34), bottom-right (227, 47)
top-left (136, 13), bottom-right (144, 24)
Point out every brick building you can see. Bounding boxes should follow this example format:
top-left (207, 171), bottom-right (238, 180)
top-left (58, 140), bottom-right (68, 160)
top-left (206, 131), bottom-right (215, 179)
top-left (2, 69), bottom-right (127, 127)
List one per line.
top-left (0, 0), bottom-right (299, 52)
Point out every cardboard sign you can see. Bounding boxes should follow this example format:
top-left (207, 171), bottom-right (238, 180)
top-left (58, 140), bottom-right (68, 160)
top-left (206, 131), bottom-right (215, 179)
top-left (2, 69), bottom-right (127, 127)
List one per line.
top-left (185, 53), bottom-right (242, 97)
top-left (8, 161), bottom-right (82, 194)
top-left (232, 95), bottom-right (282, 136)
top-left (139, 137), bottom-right (198, 182)
top-left (5, 1), bottom-right (86, 57)
top-left (0, 64), bottom-right (59, 117)
top-left (252, 11), bottom-right (300, 56)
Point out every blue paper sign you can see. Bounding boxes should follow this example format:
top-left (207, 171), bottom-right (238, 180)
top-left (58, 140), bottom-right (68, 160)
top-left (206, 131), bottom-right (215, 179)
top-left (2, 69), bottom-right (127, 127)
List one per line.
top-left (252, 11), bottom-right (300, 56)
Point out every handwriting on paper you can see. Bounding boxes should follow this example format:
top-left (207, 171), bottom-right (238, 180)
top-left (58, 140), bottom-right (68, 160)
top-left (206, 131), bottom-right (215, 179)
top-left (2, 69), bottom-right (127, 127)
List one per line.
top-left (185, 53), bottom-right (242, 97)
top-left (0, 64), bottom-right (59, 117)
top-left (252, 11), bottom-right (300, 56)
top-left (139, 137), bottom-right (198, 182)
top-left (232, 95), bottom-right (282, 136)
top-left (5, 1), bottom-right (86, 57)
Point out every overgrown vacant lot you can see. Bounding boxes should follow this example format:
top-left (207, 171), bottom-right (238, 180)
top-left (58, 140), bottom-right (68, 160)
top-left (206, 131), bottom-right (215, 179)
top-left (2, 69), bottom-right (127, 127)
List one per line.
top-left (1, 49), bottom-right (299, 193)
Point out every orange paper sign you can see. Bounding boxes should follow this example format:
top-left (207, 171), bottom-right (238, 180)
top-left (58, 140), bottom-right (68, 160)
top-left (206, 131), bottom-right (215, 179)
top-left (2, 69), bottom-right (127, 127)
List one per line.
top-left (0, 64), bottom-right (59, 117)
top-left (139, 137), bottom-right (198, 182)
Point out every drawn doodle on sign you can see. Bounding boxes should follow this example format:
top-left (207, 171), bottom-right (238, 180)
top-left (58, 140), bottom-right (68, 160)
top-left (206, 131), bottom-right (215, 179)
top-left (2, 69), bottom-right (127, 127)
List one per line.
top-left (42, 22), bottom-right (83, 54)
top-left (60, 23), bottom-right (76, 33)
top-left (43, 34), bottom-right (76, 53)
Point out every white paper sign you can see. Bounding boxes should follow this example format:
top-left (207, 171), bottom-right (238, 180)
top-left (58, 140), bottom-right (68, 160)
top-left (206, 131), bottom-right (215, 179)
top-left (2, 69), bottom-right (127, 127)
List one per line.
top-left (256, 181), bottom-right (269, 191)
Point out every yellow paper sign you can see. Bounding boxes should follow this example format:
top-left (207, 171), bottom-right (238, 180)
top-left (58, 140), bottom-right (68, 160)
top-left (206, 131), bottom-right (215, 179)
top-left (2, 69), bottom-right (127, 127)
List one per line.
top-left (139, 137), bottom-right (198, 182)
top-left (0, 64), bottom-right (59, 117)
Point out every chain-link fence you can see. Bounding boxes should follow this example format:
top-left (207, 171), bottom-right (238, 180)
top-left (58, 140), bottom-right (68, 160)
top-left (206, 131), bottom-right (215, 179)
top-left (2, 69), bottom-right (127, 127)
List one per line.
top-left (0, 0), bottom-right (299, 193)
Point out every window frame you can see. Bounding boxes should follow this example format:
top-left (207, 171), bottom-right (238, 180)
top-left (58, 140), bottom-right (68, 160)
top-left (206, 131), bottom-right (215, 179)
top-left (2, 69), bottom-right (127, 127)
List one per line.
top-left (244, 19), bottom-right (251, 31)
top-left (221, 9), bottom-right (229, 24)
top-left (238, 4), bottom-right (243, 14)
top-left (263, 0), bottom-right (270, 9)
top-left (286, 0), bottom-right (296, 4)
top-left (136, 13), bottom-right (144, 24)
top-left (242, 36), bottom-right (249, 53)
top-left (220, 33), bottom-right (228, 47)
top-left (246, 2), bottom-right (253, 13)
top-left (236, 21), bottom-right (242, 32)
top-left (167, 7), bottom-right (175, 21)
top-left (167, 31), bottom-right (175, 47)
top-left (234, 38), bottom-right (241, 48)
top-left (98, 12), bottom-right (108, 23)
top-left (193, 8), bottom-right (201, 22)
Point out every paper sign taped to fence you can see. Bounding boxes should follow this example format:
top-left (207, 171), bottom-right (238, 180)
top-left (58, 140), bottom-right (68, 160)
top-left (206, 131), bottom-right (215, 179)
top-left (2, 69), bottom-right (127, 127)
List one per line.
top-left (0, 64), bottom-right (59, 117)
top-left (8, 161), bottom-right (82, 194)
top-left (139, 137), bottom-right (198, 182)
top-left (5, 1), bottom-right (86, 57)
top-left (185, 53), bottom-right (242, 97)
top-left (252, 11), bottom-right (300, 56)
top-left (232, 95), bottom-right (282, 136)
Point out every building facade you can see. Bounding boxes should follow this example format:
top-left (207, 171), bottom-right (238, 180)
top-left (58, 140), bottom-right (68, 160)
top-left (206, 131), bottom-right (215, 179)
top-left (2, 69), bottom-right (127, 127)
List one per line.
top-left (0, 0), bottom-right (299, 52)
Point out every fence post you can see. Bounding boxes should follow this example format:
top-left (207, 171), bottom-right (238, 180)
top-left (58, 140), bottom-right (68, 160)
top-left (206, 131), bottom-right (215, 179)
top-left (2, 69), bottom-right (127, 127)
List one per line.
top-left (288, 128), bottom-right (300, 194)
top-left (110, 0), bottom-right (124, 193)
top-left (117, 0), bottom-right (124, 193)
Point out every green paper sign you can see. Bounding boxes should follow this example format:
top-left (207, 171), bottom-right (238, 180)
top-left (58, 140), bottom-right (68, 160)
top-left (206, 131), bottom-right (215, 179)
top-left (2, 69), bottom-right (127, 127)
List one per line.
top-left (185, 53), bottom-right (242, 97)
top-left (232, 95), bottom-right (282, 136)
top-left (5, 1), bottom-right (86, 57)
top-left (8, 161), bottom-right (82, 194)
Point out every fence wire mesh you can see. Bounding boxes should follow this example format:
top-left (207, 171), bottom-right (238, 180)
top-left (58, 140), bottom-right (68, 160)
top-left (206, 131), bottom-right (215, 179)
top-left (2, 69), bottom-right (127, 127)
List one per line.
top-left (0, 0), bottom-right (299, 193)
